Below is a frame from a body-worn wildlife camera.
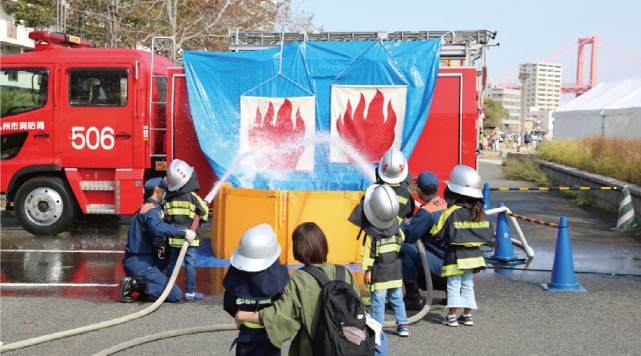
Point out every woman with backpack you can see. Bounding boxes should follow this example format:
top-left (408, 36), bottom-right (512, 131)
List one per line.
top-left (235, 222), bottom-right (384, 356)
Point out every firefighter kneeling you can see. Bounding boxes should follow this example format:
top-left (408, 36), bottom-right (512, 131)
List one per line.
top-left (120, 178), bottom-right (196, 303)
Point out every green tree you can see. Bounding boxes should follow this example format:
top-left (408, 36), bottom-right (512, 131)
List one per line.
top-left (483, 97), bottom-right (508, 127)
top-left (1, 0), bottom-right (57, 30)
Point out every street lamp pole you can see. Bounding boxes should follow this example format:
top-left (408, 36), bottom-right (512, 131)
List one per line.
top-left (518, 71), bottom-right (531, 153)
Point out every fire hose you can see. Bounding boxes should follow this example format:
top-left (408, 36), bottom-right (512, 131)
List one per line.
top-left (0, 216), bottom-right (201, 353)
top-left (92, 241), bottom-right (433, 355)
top-left (484, 206), bottom-right (535, 258)
top-left (2, 217), bottom-right (432, 353)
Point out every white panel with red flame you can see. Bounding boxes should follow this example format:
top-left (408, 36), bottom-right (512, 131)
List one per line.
top-left (330, 85), bottom-right (407, 164)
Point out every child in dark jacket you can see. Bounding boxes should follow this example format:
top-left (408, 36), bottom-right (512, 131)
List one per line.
top-left (349, 183), bottom-right (409, 338)
top-left (164, 159), bottom-right (209, 301)
top-left (223, 224), bottom-right (289, 356)
top-left (430, 165), bottom-right (496, 327)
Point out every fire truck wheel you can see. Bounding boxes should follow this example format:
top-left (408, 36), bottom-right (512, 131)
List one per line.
top-left (14, 177), bottom-right (78, 236)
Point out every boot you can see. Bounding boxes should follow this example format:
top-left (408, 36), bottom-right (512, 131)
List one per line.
top-left (403, 280), bottom-right (424, 311)
top-left (119, 276), bottom-right (149, 303)
top-left (120, 276), bottom-right (135, 303)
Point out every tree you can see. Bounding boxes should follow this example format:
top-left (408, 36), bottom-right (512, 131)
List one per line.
top-left (2, 0), bottom-right (57, 30)
top-left (4, 0), bottom-right (317, 52)
top-left (483, 97), bottom-right (508, 127)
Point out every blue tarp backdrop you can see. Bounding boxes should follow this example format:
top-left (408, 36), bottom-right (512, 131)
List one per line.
top-left (183, 39), bottom-right (441, 191)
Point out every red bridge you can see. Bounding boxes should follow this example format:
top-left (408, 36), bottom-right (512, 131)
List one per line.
top-left (496, 36), bottom-right (641, 96)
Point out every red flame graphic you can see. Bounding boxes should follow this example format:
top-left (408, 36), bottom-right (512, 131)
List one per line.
top-left (336, 90), bottom-right (396, 163)
top-left (248, 99), bottom-right (306, 170)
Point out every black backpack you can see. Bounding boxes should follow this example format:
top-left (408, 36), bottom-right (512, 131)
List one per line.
top-left (302, 265), bottom-right (376, 356)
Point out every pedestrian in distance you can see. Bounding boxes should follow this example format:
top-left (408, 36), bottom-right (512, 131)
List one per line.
top-left (120, 177), bottom-right (196, 303)
top-left (490, 129), bottom-right (498, 151)
top-left (164, 159), bottom-right (210, 301)
top-left (430, 166), bottom-right (496, 327)
top-left (524, 131), bottom-right (531, 148)
top-left (349, 184), bottom-right (409, 337)
top-left (400, 171), bottom-right (448, 310)
top-left (223, 224), bottom-right (290, 356)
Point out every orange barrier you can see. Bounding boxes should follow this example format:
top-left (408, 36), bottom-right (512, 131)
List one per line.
top-left (211, 183), bottom-right (364, 264)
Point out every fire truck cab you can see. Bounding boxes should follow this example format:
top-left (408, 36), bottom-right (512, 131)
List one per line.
top-left (0, 31), bottom-right (173, 235)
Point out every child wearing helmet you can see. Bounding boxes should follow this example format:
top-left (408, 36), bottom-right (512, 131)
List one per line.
top-left (348, 183), bottom-right (410, 337)
top-left (375, 147), bottom-right (416, 221)
top-left (164, 159), bottom-right (209, 301)
top-left (430, 165), bottom-right (497, 327)
top-left (223, 224), bottom-right (290, 356)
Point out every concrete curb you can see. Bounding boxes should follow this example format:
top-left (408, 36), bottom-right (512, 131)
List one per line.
top-left (537, 160), bottom-right (641, 222)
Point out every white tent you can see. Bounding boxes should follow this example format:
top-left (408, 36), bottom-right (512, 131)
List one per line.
top-left (553, 80), bottom-right (641, 139)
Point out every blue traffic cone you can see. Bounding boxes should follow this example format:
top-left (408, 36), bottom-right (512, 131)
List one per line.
top-left (486, 202), bottom-right (525, 264)
top-left (483, 182), bottom-right (491, 211)
top-left (541, 216), bottom-right (587, 293)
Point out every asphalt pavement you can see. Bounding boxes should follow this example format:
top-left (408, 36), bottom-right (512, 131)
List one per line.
top-left (1, 161), bottom-right (640, 356)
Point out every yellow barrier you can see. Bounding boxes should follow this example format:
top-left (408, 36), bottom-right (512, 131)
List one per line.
top-left (211, 183), bottom-right (364, 265)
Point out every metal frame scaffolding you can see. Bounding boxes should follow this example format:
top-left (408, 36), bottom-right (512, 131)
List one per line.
top-left (228, 30), bottom-right (498, 65)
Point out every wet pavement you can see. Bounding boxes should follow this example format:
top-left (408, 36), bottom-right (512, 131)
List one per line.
top-left (1, 161), bottom-right (641, 355)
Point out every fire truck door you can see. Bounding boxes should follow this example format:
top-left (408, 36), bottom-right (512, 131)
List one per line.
top-left (408, 73), bottom-right (463, 185)
top-left (0, 66), bottom-right (54, 165)
top-left (61, 66), bottom-right (134, 168)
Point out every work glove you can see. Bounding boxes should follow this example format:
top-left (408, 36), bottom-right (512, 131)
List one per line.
top-left (185, 229), bottom-right (196, 244)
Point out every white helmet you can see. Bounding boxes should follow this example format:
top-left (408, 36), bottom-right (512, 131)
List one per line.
top-left (363, 184), bottom-right (400, 229)
top-left (446, 165), bottom-right (483, 199)
top-left (377, 147), bottom-right (408, 184)
top-left (166, 159), bottom-right (194, 192)
top-left (230, 224), bottom-right (281, 272)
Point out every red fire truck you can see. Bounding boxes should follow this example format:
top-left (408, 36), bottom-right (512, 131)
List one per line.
top-left (0, 30), bottom-right (496, 235)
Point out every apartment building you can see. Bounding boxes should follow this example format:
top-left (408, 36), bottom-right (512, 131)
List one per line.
top-left (0, 1), bottom-right (36, 56)
top-left (484, 82), bottom-right (521, 131)
top-left (520, 62), bottom-right (562, 111)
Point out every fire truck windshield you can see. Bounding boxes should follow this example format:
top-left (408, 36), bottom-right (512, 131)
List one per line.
top-left (0, 68), bottom-right (49, 118)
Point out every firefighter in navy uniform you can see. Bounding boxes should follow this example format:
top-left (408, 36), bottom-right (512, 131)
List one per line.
top-left (400, 171), bottom-right (449, 310)
top-left (222, 224), bottom-right (290, 356)
top-left (375, 147), bottom-right (416, 221)
top-left (164, 159), bottom-right (210, 301)
top-left (120, 177), bottom-right (196, 303)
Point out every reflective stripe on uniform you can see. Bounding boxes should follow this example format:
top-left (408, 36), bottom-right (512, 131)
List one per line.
top-left (377, 244), bottom-right (400, 254)
top-left (441, 263), bottom-right (465, 277)
top-left (365, 279), bottom-right (403, 291)
top-left (430, 205), bottom-right (462, 235)
top-left (243, 322), bottom-right (265, 329)
top-left (165, 200), bottom-right (196, 210)
top-left (450, 242), bottom-right (485, 247)
top-left (361, 236), bottom-right (375, 270)
top-left (455, 256), bottom-right (485, 270)
top-left (166, 208), bottom-right (194, 217)
top-left (168, 237), bottom-right (200, 247)
top-left (192, 192), bottom-right (209, 222)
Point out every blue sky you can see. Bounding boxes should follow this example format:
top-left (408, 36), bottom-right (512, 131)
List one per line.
top-left (295, 0), bottom-right (641, 84)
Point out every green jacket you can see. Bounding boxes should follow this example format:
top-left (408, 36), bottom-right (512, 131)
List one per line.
top-left (259, 262), bottom-right (360, 356)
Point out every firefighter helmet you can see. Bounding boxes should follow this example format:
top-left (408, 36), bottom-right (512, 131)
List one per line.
top-left (377, 147), bottom-right (408, 184)
top-left (230, 224), bottom-right (281, 272)
top-left (166, 159), bottom-right (194, 192)
top-left (363, 184), bottom-right (400, 229)
top-left (446, 165), bottom-right (483, 199)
